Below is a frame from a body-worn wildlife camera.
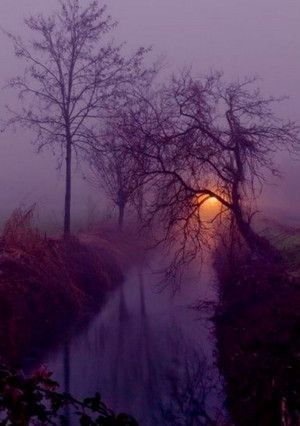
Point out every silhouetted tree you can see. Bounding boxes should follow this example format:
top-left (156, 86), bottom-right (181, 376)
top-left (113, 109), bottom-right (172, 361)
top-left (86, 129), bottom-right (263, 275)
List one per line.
top-left (6, 0), bottom-right (149, 236)
top-left (125, 71), bottom-right (300, 271)
top-left (90, 127), bottom-right (141, 229)
top-left (90, 86), bottom-right (155, 229)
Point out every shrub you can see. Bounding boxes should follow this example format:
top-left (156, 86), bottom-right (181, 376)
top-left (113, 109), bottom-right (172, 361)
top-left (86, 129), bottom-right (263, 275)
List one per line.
top-left (0, 365), bottom-right (138, 425)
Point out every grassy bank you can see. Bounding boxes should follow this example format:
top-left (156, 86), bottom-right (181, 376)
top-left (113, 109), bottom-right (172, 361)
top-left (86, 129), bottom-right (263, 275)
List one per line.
top-left (0, 209), bottom-right (125, 368)
top-left (213, 230), bottom-right (300, 425)
top-left (259, 219), bottom-right (300, 278)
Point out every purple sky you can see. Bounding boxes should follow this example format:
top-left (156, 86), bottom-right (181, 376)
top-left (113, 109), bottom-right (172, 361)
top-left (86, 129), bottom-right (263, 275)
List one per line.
top-left (0, 0), bottom-right (299, 226)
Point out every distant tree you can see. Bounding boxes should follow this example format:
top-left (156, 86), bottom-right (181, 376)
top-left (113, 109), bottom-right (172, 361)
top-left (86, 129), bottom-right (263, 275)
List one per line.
top-left (90, 81), bottom-right (155, 229)
top-left (90, 127), bottom-right (141, 229)
top-left (125, 72), bottom-right (300, 271)
top-left (6, 0), bottom-right (149, 237)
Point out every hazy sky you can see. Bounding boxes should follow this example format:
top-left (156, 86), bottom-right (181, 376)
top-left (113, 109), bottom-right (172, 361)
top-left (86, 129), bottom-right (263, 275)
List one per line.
top-left (0, 0), bottom-right (299, 226)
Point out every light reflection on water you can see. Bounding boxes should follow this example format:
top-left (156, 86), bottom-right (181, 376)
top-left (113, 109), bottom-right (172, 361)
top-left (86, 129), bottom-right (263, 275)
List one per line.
top-left (45, 260), bottom-right (226, 425)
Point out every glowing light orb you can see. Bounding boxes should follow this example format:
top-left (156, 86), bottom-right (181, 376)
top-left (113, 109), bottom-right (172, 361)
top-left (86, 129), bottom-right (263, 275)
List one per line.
top-left (206, 196), bottom-right (219, 205)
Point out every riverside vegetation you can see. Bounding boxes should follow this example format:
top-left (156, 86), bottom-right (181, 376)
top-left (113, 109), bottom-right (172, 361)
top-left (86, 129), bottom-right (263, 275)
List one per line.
top-left (0, 208), bottom-right (141, 424)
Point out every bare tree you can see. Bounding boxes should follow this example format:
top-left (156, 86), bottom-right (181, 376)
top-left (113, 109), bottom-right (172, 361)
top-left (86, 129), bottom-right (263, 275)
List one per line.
top-left (124, 72), bottom-right (300, 270)
top-left (6, 0), bottom-right (149, 237)
top-left (89, 126), bottom-right (141, 229)
top-left (89, 83), bottom-right (156, 229)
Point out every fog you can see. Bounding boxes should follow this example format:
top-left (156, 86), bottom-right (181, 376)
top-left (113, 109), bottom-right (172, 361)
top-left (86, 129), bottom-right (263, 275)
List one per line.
top-left (0, 0), bottom-right (299, 227)
top-left (0, 3), bottom-right (299, 423)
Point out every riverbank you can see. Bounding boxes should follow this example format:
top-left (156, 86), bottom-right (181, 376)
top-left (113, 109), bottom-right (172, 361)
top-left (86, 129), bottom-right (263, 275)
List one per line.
top-left (214, 233), bottom-right (300, 425)
top-left (0, 209), bottom-right (129, 368)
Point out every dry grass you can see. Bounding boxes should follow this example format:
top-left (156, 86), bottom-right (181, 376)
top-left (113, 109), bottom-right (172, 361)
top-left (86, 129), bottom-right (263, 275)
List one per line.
top-left (0, 208), bottom-right (123, 367)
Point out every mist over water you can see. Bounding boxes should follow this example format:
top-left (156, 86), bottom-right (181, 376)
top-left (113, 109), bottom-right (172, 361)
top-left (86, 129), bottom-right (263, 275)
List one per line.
top-left (44, 258), bottom-right (224, 425)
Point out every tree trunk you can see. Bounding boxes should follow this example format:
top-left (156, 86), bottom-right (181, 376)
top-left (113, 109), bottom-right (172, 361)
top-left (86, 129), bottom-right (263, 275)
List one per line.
top-left (137, 185), bottom-right (144, 222)
top-left (64, 138), bottom-right (72, 238)
top-left (118, 202), bottom-right (125, 230)
top-left (232, 202), bottom-right (279, 260)
top-left (138, 266), bottom-right (146, 317)
top-left (63, 342), bottom-right (71, 425)
top-left (230, 172), bottom-right (274, 257)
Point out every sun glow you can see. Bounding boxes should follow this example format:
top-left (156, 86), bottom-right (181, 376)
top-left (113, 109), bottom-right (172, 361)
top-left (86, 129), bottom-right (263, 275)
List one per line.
top-left (206, 196), bottom-right (219, 206)
top-left (196, 195), bottom-right (222, 221)
top-left (196, 195), bottom-right (220, 208)
top-left (195, 194), bottom-right (223, 224)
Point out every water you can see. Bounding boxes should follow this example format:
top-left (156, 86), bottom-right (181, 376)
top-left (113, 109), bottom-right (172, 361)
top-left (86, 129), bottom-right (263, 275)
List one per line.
top-left (44, 259), bottom-right (225, 425)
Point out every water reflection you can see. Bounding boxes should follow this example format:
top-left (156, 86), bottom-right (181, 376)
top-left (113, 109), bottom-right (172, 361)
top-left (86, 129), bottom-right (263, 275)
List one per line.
top-left (46, 261), bottom-right (225, 425)
top-left (63, 342), bottom-right (71, 425)
top-left (158, 346), bottom-right (220, 425)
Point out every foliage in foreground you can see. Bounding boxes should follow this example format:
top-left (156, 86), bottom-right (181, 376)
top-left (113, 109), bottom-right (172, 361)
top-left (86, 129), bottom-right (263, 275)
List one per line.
top-left (0, 365), bottom-right (138, 425)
